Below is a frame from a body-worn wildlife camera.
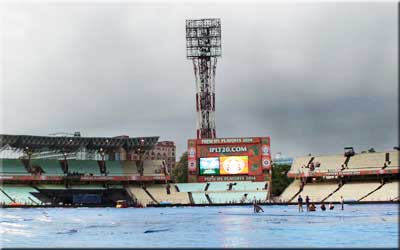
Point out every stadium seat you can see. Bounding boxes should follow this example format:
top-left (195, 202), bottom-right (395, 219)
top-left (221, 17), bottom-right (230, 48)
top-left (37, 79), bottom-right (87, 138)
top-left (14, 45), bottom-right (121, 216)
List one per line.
top-left (326, 182), bottom-right (381, 202)
top-left (69, 184), bottom-right (106, 190)
top-left (35, 184), bottom-right (67, 190)
top-left (67, 160), bottom-right (101, 175)
top-left (31, 159), bottom-right (64, 175)
top-left (105, 161), bottom-right (125, 176)
top-left (126, 186), bottom-right (154, 206)
top-left (312, 154), bottom-right (346, 172)
top-left (207, 182), bottom-right (230, 191)
top-left (1, 185), bottom-right (42, 205)
top-left (347, 153), bottom-right (386, 170)
top-left (298, 183), bottom-right (339, 202)
top-left (0, 190), bottom-right (13, 205)
top-left (0, 159), bottom-right (29, 175)
top-left (146, 185), bottom-right (190, 204)
top-left (191, 193), bottom-right (209, 204)
top-left (143, 160), bottom-right (164, 176)
top-left (289, 156), bottom-right (312, 174)
top-left (120, 161), bottom-right (139, 175)
top-left (279, 179), bottom-right (301, 202)
top-left (232, 181), bottom-right (267, 191)
top-left (176, 183), bottom-right (207, 192)
top-left (362, 181), bottom-right (399, 201)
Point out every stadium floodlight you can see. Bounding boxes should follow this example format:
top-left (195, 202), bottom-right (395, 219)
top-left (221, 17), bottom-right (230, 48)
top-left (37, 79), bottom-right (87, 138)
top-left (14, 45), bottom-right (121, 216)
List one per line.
top-left (186, 18), bottom-right (221, 139)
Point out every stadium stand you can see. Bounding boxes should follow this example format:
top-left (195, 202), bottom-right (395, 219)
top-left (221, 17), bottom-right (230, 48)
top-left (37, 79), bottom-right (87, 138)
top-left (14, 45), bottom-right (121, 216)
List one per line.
top-left (347, 152), bottom-right (386, 170)
top-left (105, 161), bottom-right (124, 176)
top-left (388, 151), bottom-right (399, 168)
top-left (69, 184), bottom-right (106, 190)
top-left (176, 183), bottom-right (206, 192)
top-left (0, 190), bottom-right (12, 204)
top-left (191, 193), bottom-right (209, 204)
top-left (67, 160), bottom-right (101, 175)
top-left (208, 192), bottom-right (248, 204)
top-left (35, 184), bottom-right (67, 190)
top-left (232, 181), bottom-right (267, 191)
top-left (326, 182), bottom-right (381, 202)
top-left (169, 185), bottom-right (191, 204)
top-left (312, 155), bottom-right (345, 172)
top-left (143, 160), bottom-right (163, 175)
top-left (126, 186), bottom-right (154, 206)
top-left (288, 156), bottom-right (311, 174)
top-left (278, 179), bottom-right (301, 202)
top-left (298, 183), bottom-right (340, 202)
top-left (207, 182), bottom-right (230, 191)
top-left (1, 185), bottom-right (42, 205)
top-left (31, 159), bottom-right (64, 175)
top-left (0, 159), bottom-right (29, 175)
top-left (361, 181), bottom-right (399, 201)
top-left (120, 161), bottom-right (139, 175)
top-left (146, 185), bottom-right (190, 204)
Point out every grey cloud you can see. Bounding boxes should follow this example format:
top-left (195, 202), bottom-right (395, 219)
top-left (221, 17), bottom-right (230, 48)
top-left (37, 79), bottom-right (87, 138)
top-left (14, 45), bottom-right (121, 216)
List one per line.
top-left (1, 2), bottom-right (397, 158)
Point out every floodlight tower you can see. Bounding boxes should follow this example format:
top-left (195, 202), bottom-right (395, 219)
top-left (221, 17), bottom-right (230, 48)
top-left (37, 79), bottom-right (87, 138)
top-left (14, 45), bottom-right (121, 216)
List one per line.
top-left (186, 18), bottom-right (221, 139)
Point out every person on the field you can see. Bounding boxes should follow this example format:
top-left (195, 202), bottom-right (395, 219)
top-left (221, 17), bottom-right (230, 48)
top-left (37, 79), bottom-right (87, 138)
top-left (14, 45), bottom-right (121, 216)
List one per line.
top-left (320, 202), bottom-right (326, 211)
top-left (305, 195), bottom-right (310, 212)
top-left (298, 195), bottom-right (303, 212)
top-left (253, 196), bottom-right (264, 213)
top-left (309, 203), bottom-right (316, 211)
top-left (340, 196), bottom-right (344, 210)
top-left (329, 203), bottom-right (334, 210)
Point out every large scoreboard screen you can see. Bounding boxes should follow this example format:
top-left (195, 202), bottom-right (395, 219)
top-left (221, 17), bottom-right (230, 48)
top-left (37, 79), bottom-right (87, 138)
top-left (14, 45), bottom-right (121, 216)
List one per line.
top-left (188, 137), bottom-right (272, 182)
top-left (220, 156), bottom-right (248, 175)
top-left (199, 157), bottom-right (220, 175)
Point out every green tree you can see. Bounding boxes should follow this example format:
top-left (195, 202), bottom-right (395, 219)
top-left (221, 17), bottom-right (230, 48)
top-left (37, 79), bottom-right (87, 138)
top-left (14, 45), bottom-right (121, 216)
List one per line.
top-left (271, 164), bottom-right (293, 197)
top-left (172, 151), bottom-right (188, 183)
top-left (368, 148), bottom-right (376, 153)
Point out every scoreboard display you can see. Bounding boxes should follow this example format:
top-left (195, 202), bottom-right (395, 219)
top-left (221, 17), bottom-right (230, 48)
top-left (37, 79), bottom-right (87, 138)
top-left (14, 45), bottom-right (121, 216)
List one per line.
top-left (188, 137), bottom-right (271, 182)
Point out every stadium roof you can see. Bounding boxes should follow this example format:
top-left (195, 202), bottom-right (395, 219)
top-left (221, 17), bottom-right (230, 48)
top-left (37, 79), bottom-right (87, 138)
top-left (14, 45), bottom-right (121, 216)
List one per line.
top-left (0, 134), bottom-right (159, 151)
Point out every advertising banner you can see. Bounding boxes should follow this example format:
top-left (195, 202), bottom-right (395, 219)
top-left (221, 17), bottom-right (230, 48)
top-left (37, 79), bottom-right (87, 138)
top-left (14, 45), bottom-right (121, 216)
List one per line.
top-left (188, 139), bottom-right (197, 172)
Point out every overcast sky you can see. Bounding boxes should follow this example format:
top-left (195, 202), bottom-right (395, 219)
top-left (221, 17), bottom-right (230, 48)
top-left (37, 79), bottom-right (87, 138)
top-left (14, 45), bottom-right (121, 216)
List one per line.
top-left (1, 2), bottom-right (398, 158)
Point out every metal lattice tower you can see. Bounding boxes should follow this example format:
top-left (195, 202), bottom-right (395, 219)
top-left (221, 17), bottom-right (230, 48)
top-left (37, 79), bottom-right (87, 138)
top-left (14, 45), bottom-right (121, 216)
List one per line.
top-left (186, 18), bottom-right (221, 139)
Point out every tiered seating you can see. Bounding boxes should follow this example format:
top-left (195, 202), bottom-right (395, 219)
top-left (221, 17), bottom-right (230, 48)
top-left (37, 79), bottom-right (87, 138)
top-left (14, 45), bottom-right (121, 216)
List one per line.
top-left (279, 180), bottom-right (301, 202)
top-left (70, 184), bottom-right (105, 190)
top-left (289, 156), bottom-right (311, 174)
top-left (191, 193), bottom-right (208, 204)
top-left (0, 159), bottom-right (29, 175)
top-left (0, 190), bottom-right (12, 204)
top-left (35, 184), bottom-right (67, 190)
top-left (126, 186), bottom-right (154, 206)
top-left (120, 161), bottom-right (139, 175)
top-left (313, 155), bottom-right (345, 171)
top-left (326, 182), bottom-right (380, 202)
top-left (387, 151), bottom-right (399, 169)
top-left (362, 181), bottom-right (399, 201)
top-left (347, 153), bottom-right (385, 170)
top-left (207, 182), bottom-right (230, 191)
top-left (146, 185), bottom-right (168, 202)
top-left (143, 160), bottom-right (163, 176)
top-left (299, 183), bottom-right (339, 202)
top-left (31, 159), bottom-right (64, 175)
top-left (146, 185), bottom-right (190, 204)
top-left (67, 160), bottom-right (101, 175)
top-left (105, 161), bottom-right (124, 176)
top-left (169, 185), bottom-right (190, 204)
top-left (232, 181), bottom-right (266, 191)
top-left (208, 192), bottom-right (248, 204)
top-left (176, 183), bottom-right (206, 192)
top-left (1, 185), bottom-right (41, 205)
